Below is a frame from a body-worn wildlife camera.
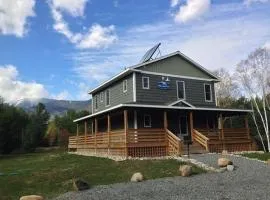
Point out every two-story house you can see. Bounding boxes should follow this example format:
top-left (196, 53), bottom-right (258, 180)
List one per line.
top-left (69, 47), bottom-right (255, 157)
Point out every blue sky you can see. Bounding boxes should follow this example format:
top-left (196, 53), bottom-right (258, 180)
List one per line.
top-left (0, 0), bottom-right (269, 103)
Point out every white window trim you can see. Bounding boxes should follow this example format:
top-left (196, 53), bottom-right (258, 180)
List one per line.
top-left (176, 81), bottom-right (186, 100)
top-left (123, 79), bottom-right (128, 93)
top-left (133, 72), bottom-right (136, 102)
top-left (100, 92), bottom-right (104, 102)
top-left (95, 95), bottom-right (98, 110)
top-left (105, 89), bottom-right (111, 107)
top-left (143, 114), bottom-right (152, 128)
top-left (204, 83), bottom-right (213, 102)
top-left (142, 76), bottom-right (150, 89)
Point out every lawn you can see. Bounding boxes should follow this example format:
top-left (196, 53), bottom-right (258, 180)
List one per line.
top-left (0, 150), bottom-right (204, 200)
top-left (241, 152), bottom-right (270, 161)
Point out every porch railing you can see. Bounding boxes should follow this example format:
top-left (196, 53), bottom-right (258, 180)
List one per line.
top-left (166, 129), bottom-right (182, 156)
top-left (192, 129), bottom-right (209, 151)
top-left (192, 128), bottom-right (254, 152)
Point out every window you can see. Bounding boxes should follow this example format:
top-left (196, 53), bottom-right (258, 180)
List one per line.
top-left (204, 84), bottom-right (212, 102)
top-left (95, 95), bottom-right (98, 110)
top-left (176, 81), bottom-right (185, 99)
top-left (100, 92), bottom-right (104, 102)
top-left (144, 114), bottom-right (152, 127)
top-left (105, 89), bottom-right (110, 106)
top-left (123, 79), bottom-right (128, 93)
top-left (142, 76), bottom-right (149, 89)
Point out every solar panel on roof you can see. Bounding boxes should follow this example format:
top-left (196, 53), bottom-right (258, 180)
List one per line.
top-left (140, 43), bottom-right (161, 63)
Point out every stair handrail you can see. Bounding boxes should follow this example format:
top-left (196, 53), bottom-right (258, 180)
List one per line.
top-left (193, 129), bottom-right (209, 151)
top-left (166, 129), bottom-right (182, 156)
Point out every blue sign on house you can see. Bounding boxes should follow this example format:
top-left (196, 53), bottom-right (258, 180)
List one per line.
top-left (158, 81), bottom-right (170, 90)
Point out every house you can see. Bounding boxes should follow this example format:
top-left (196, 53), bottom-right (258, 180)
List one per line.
top-left (69, 44), bottom-right (256, 157)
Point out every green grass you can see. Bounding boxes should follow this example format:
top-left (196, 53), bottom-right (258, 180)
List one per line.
top-left (241, 152), bottom-right (270, 161)
top-left (0, 150), bottom-right (205, 200)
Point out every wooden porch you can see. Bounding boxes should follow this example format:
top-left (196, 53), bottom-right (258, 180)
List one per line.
top-left (69, 109), bottom-right (256, 157)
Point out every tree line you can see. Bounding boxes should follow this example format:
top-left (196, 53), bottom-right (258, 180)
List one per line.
top-left (214, 47), bottom-right (270, 152)
top-left (0, 98), bottom-right (89, 154)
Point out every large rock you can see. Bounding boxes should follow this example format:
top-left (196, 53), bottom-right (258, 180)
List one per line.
top-left (218, 158), bottom-right (233, 167)
top-left (227, 165), bottom-right (235, 171)
top-left (267, 159), bottom-right (270, 165)
top-left (179, 165), bottom-right (192, 177)
top-left (20, 195), bottom-right (44, 200)
top-left (130, 172), bottom-right (144, 182)
top-left (73, 178), bottom-right (90, 191)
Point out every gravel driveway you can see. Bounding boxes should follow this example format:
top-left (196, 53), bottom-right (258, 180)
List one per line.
top-left (55, 154), bottom-right (270, 200)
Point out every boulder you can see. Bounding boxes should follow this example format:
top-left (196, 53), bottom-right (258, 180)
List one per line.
top-left (20, 195), bottom-right (44, 200)
top-left (73, 178), bottom-right (90, 191)
top-left (218, 158), bottom-right (233, 167)
top-left (130, 172), bottom-right (144, 182)
top-left (267, 159), bottom-right (270, 165)
top-left (179, 165), bottom-right (192, 177)
top-left (227, 165), bottom-right (235, 171)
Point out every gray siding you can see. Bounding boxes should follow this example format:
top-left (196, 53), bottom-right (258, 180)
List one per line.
top-left (92, 74), bottom-right (134, 113)
top-left (136, 72), bottom-right (216, 107)
top-left (137, 55), bottom-right (216, 79)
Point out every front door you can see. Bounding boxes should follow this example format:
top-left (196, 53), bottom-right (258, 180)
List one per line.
top-left (178, 116), bottom-right (188, 138)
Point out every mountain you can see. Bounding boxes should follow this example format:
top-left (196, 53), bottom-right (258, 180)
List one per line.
top-left (15, 98), bottom-right (92, 116)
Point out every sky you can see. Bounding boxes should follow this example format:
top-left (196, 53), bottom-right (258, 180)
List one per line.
top-left (0, 0), bottom-right (270, 103)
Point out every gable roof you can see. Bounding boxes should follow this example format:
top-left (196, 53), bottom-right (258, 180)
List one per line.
top-left (130, 51), bottom-right (219, 80)
top-left (89, 51), bottom-right (219, 94)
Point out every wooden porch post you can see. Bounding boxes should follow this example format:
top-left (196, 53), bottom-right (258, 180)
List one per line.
top-left (245, 115), bottom-right (250, 139)
top-left (91, 120), bottom-right (94, 135)
top-left (164, 111), bottom-right (169, 155)
top-left (95, 118), bottom-right (98, 154)
top-left (164, 111), bottom-right (168, 130)
top-left (189, 111), bottom-right (194, 142)
top-left (124, 110), bottom-right (128, 157)
top-left (84, 121), bottom-right (87, 145)
top-left (107, 114), bottom-right (111, 154)
top-left (220, 113), bottom-right (225, 150)
top-left (76, 123), bottom-right (79, 149)
top-left (245, 115), bottom-right (252, 150)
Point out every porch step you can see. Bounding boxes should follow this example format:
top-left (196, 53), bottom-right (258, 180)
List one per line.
top-left (182, 141), bottom-right (208, 154)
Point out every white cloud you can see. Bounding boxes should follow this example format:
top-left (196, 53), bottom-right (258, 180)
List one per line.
top-left (0, 65), bottom-right (48, 103)
top-left (50, 0), bottom-right (87, 17)
top-left (77, 24), bottom-right (117, 49)
top-left (0, 65), bottom-right (75, 102)
top-left (174, 0), bottom-right (211, 23)
top-left (0, 0), bottom-right (36, 37)
top-left (70, 2), bottom-right (270, 89)
top-left (49, 0), bottom-right (117, 49)
top-left (52, 90), bottom-right (71, 100)
top-left (244, 0), bottom-right (269, 5)
top-left (171, 0), bottom-right (180, 7)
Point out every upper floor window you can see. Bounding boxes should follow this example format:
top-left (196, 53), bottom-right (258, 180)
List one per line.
top-left (95, 95), bottom-right (98, 110)
top-left (204, 83), bottom-right (212, 102)
top-left (142, 76), bottom-right (149, 89)
top-left (144, 114), bottom-right (152, 127)
top-left (100, 92), bottom-right (104, 102)
top-left (105, 89), bottom-right (110, 106)
top-left (176, 81), bottom-right (185, 99)
top-left (123, 79), bottom-right (128, 93)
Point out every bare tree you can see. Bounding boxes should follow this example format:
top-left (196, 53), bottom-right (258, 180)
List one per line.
top-left (235, 48), bottom-right (270, 152)
top-left (213, 68), bottom-right (238, 107)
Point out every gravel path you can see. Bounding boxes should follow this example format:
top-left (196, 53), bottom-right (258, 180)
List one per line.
top-left (55, 154), bottom-right (270, 200)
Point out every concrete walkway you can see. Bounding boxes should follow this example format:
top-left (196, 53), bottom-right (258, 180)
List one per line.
top-left (55, 154), bottom-right (270, 200)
